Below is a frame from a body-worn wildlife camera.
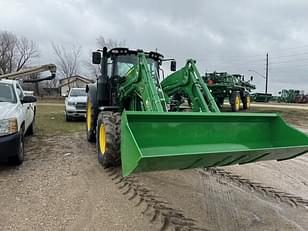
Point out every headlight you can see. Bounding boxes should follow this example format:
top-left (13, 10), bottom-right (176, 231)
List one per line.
top-left (0, 118), bottom-right (18, 136)
top-left (67, 101), bottom-right (75, 106)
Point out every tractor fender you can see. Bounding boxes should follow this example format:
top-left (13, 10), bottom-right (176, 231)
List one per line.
top-left (86, 83), bottom-right (98, 108)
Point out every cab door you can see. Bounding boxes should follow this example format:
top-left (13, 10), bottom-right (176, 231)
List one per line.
top-left (16, 84), bottom-right (32, 131)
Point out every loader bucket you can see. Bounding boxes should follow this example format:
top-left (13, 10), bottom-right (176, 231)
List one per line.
top-left (121, 111), bottom-right (308, 176)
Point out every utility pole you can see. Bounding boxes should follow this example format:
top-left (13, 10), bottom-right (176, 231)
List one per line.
top-left (265, 53), bottom-right (269, 102)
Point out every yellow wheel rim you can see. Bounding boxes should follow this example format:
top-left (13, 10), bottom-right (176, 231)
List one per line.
top-left (99, 124), bottom-right (106, 154)
top-left (235, 96), bottom-right (240, 111)
top-left (86, 99), bottom-right (92, 131)
top-left (246, 96), bottom-right (251, 108)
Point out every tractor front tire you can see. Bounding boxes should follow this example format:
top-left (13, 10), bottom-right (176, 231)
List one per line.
top-left (96, 112), bottom-right (121, 168)
top-left (242, 92), bottom-right (251, 110)
top-left (230, 91), bottom-right (241, 112)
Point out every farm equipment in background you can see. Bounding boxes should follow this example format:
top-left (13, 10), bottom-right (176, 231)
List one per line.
top-left (294, 94), bottom-right (308, 104)
top-left (0, 64), bottom-right (57, 97)
top-left (251, 93), bottom-right (273, 103)
top-left (86, 47), bottom-right (308, 176)
top-left (203, 72), bottom-right (255, 112)
top-left (0, 64), bottom-right (56, 81)
top-left (278, 89), bottom-right (308, 104)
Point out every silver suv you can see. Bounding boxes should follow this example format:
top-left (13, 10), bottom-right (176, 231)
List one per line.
top-left (65, 88), bottom-right (87, 121)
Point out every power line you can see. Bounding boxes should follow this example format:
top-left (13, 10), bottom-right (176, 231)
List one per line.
top-left (269, 63), bottom-right (308, 70)
top-left (268, 45), bottom-right (308, 53)
top-left (270, 52), bottom-right (308, 60)
top-left (269, 58), bottom-right (308, 65)
top-left (208, 58), bottom-right (266, 67)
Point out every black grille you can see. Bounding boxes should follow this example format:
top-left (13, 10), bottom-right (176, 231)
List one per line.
top-left (76, 102), bottom-right (86, 110)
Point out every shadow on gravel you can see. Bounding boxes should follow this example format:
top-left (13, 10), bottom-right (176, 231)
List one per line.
top-left (0, 163), bottom-right (19, 171)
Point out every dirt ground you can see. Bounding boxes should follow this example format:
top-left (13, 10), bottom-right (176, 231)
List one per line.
top-left (251, 102), bottom-right (308, 111)
top-left (0, 103), bottom-right (307, 231)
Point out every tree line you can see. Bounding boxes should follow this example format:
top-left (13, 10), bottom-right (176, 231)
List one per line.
top-left (0, 30), bottom-right (125, 80)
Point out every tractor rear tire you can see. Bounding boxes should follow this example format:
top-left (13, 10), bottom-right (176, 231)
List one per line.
top-left (96, 112), bottom-right (121, 168)
top-left (242, 92), bottom-right (251, 110)
top-left (230, 91), bottom-right (241, 112)
top-left (86, 86), bottom-right (98, 143)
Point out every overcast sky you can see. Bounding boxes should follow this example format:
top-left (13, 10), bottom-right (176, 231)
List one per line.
top-left (0, 0), bottom-right (308, 94)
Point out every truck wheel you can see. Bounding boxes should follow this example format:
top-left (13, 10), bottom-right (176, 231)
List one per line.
top-left (96, 112), bottom-right (121, 168)
top-left (242, 93), bottom-right (251, 110)
top-left (230, 91), bottom-right (241, 112)
top-left (86, 87), bottom-right (98, 143)
top-left (9, 128), bottom-right (24, 165)
top-left (65, 113), bottom-right (72, 122)
top-left (27, 119), bottom-right (35, 135)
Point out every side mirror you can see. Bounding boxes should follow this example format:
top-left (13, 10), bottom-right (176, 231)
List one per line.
top-left (278, 91), bottom-right (281, 95)
top-left (92, 51), bottom-right (101, 64)
top-left (250, 76), bottom-right (253, 81)
top-left (170, 60), bottom-right (176, 71)
top-left (21, 96), bottom-right (37, 104)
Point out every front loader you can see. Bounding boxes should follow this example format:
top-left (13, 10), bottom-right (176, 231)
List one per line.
top-left (86, 47), bottom-right (308, 176)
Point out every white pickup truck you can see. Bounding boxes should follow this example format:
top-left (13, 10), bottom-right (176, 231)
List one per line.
top-left (65, 88), bottom-right (87, 121)
top-left (0, 79), bottom-right (37, 165)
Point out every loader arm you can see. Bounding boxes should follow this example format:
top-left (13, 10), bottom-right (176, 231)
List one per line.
top-left (118, 52), bottom-right (167, 112)
top-left (161, 60), bottom-right (220, 112)
top-left (121, 59), bottom-right (308, 176)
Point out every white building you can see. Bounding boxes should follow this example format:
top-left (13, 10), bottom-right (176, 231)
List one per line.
top-left (59, 75), bottom-right (94, 96)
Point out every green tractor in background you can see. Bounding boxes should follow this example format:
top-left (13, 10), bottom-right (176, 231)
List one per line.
top-left (203, 72), bottom-right (255, 112)
top-left (85, 47), bottom-right (308, 177)
top-left (278, 89), bottom-right (308, 103)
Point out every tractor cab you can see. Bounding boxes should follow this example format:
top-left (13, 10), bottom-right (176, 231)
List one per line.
top-left (92, 48), bottom-right (165, 109)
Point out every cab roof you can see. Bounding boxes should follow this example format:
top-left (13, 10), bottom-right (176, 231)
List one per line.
top-left (0, 79), bottom-right (16, 85)
top-left (108, 47), bottom-right (164, 62)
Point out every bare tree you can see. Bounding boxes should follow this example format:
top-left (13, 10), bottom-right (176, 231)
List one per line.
top-left (52, 43), bottom-right (82, 91)
top-left (52, 42), bottom-right (81, 78)
top-left (85, 36), bottom-right (126, 77)
top-left (0, 31), bottom-right (39, 74)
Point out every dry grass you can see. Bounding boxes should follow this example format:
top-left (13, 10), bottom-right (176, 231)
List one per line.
top-left (34, 99), bottom-right (308, 136)
top-left (249, 107), bottom-right (308, 128)
top-left (35, 103), bottom-right (85, 136)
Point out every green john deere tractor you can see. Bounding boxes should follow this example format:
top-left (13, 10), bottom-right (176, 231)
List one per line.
top-left (86, 47), bottom-right (308, 176)
top-left (203, 72), bottom-right (255, 112)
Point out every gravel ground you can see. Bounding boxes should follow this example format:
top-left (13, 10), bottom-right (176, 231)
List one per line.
top-left (0, 134), bottom-right (158, 231)
top-left (0, 105), bottom-right (307, 230)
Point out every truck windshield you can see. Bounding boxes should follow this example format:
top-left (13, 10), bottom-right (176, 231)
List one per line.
top-left (0, 83), bottom-right (16, 103)
top-left (70, 89), bottom-right (86, 97)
